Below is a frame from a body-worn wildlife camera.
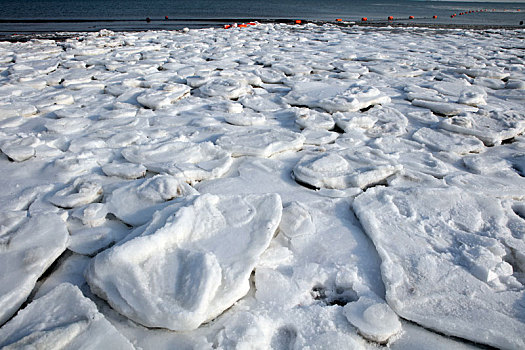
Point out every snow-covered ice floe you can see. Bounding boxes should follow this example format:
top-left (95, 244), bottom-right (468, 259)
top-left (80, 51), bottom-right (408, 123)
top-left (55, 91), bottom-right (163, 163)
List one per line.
top-left (85, 193), bottom-right (282, 331)
top-left (353, 186), bottom-right (525, 349)
top-left (0, 23), bottom-right (524, 349)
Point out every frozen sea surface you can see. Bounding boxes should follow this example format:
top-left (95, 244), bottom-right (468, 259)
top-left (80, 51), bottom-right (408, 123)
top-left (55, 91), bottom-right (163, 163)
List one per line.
top-left (0, 23), bottom-right (524, 349)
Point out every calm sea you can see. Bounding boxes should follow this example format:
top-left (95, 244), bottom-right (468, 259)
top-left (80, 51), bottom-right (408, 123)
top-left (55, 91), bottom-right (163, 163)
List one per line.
top-left (0, 0), bottom-right (523, 33)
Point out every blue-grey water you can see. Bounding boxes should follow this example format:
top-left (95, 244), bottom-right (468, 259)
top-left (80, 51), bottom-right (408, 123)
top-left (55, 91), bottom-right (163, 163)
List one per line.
top-left (0, 0), bottom-right (523, 33)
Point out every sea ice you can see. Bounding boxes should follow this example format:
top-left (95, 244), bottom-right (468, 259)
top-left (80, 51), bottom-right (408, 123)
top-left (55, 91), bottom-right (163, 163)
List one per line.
top-left (284, 81), bottom-right (390, 113)
top-left (0, 213), bottom-right (69, 325)
top-left (121, 140), bottom-right (233, 183)
top-left (412, 127), bottom-right (484, 154)
top-left (0, 283), bottom-right (134, 349)
top-left (216, 128), bottom-right (305, 157)
top-left (343, 295), bottom-right (402, 343)
top-left (86, 193), bottom-right (282, 331)
top-left (106, 174), bottom-right (198, 226)
top-left (353, 186), bottom-right (525, 349)
top-left (293, 148), bottom-right (401, 190)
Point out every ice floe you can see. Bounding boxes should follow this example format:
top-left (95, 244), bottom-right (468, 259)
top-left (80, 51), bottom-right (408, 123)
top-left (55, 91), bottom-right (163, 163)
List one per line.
top-left (86, 193), bottom-right (282, 331)
top-left (353, 186), bottom-right (525, 349)
top-left (293, 148), bottom-right (402, 189)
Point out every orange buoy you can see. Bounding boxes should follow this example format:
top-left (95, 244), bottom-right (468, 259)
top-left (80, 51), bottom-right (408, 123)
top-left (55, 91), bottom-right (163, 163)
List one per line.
top-left (248, 22), bottom-right (256, 25)
top-left (238, 23), bottom-right (247, 28)
top-left (409, 15), bottom-right (414, 19)
top-left (336, 18), bottom-right (342, 22)
top-left (165, 16), bottom-right (168, 20)
top-left (361, 17), bottom-right (368, 21)
top-left (388, 16), bottom-right (394, 20)
top-left (295, 20), bottom-right (302, 24)
top-left (433, 15), bottom-right (437, 19)
top-left (224, 24), bottom-right (231, 29)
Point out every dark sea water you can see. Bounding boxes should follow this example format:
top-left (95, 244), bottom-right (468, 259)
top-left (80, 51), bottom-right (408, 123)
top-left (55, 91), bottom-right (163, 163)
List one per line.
top-left (0, 0), bottom-right (523, 33)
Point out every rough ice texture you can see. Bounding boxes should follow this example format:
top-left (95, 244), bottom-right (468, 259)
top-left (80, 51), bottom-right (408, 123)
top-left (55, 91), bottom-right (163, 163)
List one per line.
top-left (0, 283), bottom-right (134, 349)
top-left (0, 213), bottom-right (69, 326)
top-left (86, 193), bottom-right (282, 331)
top-left (353, 186), bottom-right (525, 350)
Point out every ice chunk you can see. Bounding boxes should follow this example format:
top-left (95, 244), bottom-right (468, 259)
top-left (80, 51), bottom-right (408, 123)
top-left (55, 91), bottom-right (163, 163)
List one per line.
top-left (1, 136), bottom-right (40, 162)
top-left (223, 111), bottom-right (267, 126)
top-left (86, 193), bottom-right (282, 331)
top-left (439, 111), bottom-right (525, 146)
top-left (353, 186), bottom-right (525, 349)
top-left (301, 128), bottom-right (339, 146)
top-left (293, 148), bottom-right (401, 190)
top-left (344, 296), bottom-right (402, 343)
top-left (412, 127), bottom-right (484, 154)
top-left (238, 94), bottom-right (285, 112)
top-left (198, 78), bottom-right (250, 99)
top-left (279, 202), bottom-right (316, 239)
top-left (66, 204), bottom-right (131, 255)
top-left (454, 68), bottom-right (510, 79)
top-left (0, 283), bottom-right (133, 349)
top-left (336, 106), bottom-right (408, 138)
top-left (122, 141), bottom-right (233, 183)
top-left (102, 162), bottom-right (147, 179)
top-left (0, 213), bottom-right (69, 325)
top-left (293, 108), bottom-right (335, 130)
top-left (136, 84), bottom-right (190, 109)
top-left (445, 172), bottom-right (525, 199)
top-left (48, 178), bottom-right (103, 208)
top-left (216, 128), bottom-right (305, 158)
top-left (412, 99), bottom-right (478, 116)
top-left (0, 103), bottom-right (37, 119)
top-left (106, 174), bottom-right (198, 226)
top-left (283, 81), bottom-right (390, 113)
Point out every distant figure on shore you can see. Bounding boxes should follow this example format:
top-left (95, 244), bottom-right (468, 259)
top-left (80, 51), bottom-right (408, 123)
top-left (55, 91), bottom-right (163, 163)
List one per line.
top-left (146, 17), bottom-right (151, 23)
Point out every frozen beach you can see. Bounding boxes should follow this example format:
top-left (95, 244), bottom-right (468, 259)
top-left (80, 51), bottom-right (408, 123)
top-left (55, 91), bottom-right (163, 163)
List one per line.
top-left (0, 22), bottom-right (524, 349)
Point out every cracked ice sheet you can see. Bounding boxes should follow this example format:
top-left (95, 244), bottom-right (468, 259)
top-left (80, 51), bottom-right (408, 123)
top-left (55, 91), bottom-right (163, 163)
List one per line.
top-left (0, 283), bottom-right (134, 349)
top-left (353, 186), bottom-right (525, 349)
top-left (86, 193), bottom-right (282, 331)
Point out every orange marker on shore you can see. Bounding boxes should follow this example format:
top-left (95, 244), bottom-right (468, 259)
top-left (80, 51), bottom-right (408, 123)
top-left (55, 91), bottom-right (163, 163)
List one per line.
top-left (336, 18), bottom-right (342, 22)
top-left (295, 20), bottom-right (302, 24)
top-left (433, 15), bottom-right (437, 19)
top-left (361, 17), bottom-right (368, 21)
top-left (409, 15), bottom-right (414, 19)
top-left (388, 16), bottom-right (394, 20)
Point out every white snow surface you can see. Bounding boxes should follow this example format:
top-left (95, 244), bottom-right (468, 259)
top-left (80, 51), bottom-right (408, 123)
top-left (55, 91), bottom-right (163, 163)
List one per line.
top-left (0, 23), bottom-right (524, 349)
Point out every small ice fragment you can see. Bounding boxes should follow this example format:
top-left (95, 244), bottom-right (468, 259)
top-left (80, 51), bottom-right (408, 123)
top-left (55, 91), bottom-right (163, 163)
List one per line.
top-left (344, 296), bottom-right (402, 343)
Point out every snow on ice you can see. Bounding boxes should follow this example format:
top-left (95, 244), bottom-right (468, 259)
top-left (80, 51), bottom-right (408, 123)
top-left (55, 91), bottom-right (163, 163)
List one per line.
top-left (0, 23), bottom-right (524, 349)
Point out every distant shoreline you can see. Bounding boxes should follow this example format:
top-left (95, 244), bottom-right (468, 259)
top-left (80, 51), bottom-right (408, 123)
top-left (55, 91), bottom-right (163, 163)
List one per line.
top-left (1, 19), bottom-right (523, 43)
